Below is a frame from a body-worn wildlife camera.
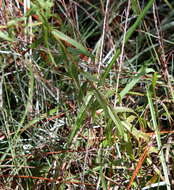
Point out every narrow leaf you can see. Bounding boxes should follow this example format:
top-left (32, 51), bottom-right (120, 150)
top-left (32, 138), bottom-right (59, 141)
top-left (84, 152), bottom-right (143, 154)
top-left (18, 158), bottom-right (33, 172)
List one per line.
top-left (52, 29), bottom-right (92, 57)
top-left (100, 0), bottom-right (154, 83)
top-left (67, 92), bottom-right (93, 145)
top-left (0, 31), bottom-right (13, 42)
top-left (119, 63), bottom-right (153, 100)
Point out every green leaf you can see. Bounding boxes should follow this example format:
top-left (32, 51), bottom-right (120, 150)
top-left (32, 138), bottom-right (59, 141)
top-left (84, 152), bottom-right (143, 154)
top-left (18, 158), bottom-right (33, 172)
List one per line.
top-left (113, 107), bottom-right (135, 114)
top-left (0, 31), bottom-right (13, 42)
top-left (131, 0), bottom-right (141, 15)
top-left (100, 49), bottom-right (120, 83)
top-left (147, 86), bottom-right (171, 189)
top-left (67, 92), bottom-right (94, 146)
top-left (52, 29), bottom-right (92, 57)
top-left (82, 71), bottom-right (98, 82)
top-left (20, 105), bottom-right (60, 134)
top-left (90, 82), bottom-right (124, 137)
top-left (146, 86), bottom-right (159, 134)
top-left (125, 0), bottom-right (155, 43)
top-left (7, 17), bottom-right (25, 27)
top-left (119, 62), bottom-right (153, 100)
top-left (121, 120), bottom-right (150, 141)
top-left (152, 72), bottom-right (157, 91)
top-left (100, 0), bottom-right (154, 83)
top-left (107, 106), bottom-right (124, 137)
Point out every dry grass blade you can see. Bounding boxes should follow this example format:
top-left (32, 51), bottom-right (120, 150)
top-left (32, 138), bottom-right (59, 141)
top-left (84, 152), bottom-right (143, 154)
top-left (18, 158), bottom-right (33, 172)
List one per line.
top-left (127, 142), bottom-right (152, 189)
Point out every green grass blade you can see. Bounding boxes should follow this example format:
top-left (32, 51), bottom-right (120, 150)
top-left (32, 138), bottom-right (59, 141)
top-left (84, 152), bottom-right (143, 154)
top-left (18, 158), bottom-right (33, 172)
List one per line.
top-left (0, 31), bottom-right (13, 42)
top-left (163, 0), bottom-right (174, 9)
top-left (113, 106), bottom-right (136, 114)
top-left (52, 29), bottom-right (92, 57)
top-left (20, 63), bottom-right (34, 125)
top-left (125, 0), bottom-right (154, 43)
top-left (100, 0), bottom-right (154, 83)
top-left (107, 106), bottom-right (124, 137)
top-left (100, 167), bottom-right (107, 190)
top-left (119, 63), bottom-right (153, 100)
top-left (20, 105), bottom-right (60, 134)
top-left (147, 86), bottom-right (171, 190)
top-left (67, 92), bottom-right (94, 146)
top-left (122, 120), bottom-right (149, 141)
top-left (100, 48), bottom-right (120, 83)
top-left (90, 82), bottom-right (124, 137)
top-left (131, 0), bottom-right (141, 15)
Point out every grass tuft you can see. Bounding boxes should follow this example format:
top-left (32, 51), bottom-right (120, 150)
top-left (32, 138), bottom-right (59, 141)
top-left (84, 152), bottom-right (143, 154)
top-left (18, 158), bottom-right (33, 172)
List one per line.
top-left (0, 0), bottom-right (174, 189)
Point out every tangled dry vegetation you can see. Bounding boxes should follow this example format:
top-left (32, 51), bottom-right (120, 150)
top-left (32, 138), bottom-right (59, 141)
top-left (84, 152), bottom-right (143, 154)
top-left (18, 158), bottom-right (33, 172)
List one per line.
top-left (0, 0), bottom-right (174, 189)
